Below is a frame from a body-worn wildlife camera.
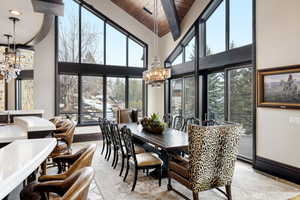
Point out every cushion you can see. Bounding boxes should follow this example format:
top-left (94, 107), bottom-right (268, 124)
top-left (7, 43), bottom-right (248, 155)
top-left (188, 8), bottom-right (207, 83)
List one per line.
top-left (131, 152), bottom-right (163, 167)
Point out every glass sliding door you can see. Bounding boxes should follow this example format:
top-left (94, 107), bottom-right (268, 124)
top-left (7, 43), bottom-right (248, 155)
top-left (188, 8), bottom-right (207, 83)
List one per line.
top-left (106, 77), bottom-right (125, 121)
top-left (129, 78), bottom-right (143, 117)
top-left (228, 66), bottom-right (254, 160)
top-left (207, 72), bottom-right (225, 120)
top-left (183, 77), bottom-right (195, 117)
top-left (81, 76), bottom-right (103, 124)
top-left (171, 79), bottom-right (183, 116)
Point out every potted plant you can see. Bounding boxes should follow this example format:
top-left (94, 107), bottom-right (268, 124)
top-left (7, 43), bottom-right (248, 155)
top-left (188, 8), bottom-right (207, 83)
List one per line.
top-left (141, 113), bottom-right (166, 134)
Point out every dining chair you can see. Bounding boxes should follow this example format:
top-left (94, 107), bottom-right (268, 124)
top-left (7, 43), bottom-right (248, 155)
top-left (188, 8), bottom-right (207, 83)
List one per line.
top-left (121, 126), bottom-right (163, 191)
top-left (39, 144), bottom-right (96, 182)
top-left (181, 117), bottom-right (201, 132)
top-left (173, 115), bottom-right (184, 130)
top-left (163, 113), bottom-right (173, 128)
top-left (110, 122), bottom-right (146, 176)
top-left (167, 123), bottom-right (242, 200)
top-left (98, 117), bottom-right (107, 155)
top-left (20, 167), bottom-right (94, 200)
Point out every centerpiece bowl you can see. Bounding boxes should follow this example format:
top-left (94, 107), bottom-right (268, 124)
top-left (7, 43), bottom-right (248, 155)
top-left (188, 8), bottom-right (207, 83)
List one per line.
top-left (141, 113), bottom-right (166, 134)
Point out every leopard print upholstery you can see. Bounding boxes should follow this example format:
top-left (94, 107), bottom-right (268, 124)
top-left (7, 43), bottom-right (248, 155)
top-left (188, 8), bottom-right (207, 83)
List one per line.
top-left (188, 123), bottom-right (242, 192)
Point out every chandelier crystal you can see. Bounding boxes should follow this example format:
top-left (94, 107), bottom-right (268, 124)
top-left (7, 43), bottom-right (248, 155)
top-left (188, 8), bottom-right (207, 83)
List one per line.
top-left (143, 0), bottom-right (171, 87)
top-left (0, 17), bottom-right (22, 82)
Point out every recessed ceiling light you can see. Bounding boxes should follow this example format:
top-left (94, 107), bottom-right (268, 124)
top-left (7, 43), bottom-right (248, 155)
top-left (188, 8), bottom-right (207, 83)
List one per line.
top-left (9, 10), bottom-right (22, 16)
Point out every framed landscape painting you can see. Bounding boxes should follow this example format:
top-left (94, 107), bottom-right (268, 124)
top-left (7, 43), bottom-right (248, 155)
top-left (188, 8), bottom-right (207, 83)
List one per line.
top-left (257, 66), bottom-right (300, 109)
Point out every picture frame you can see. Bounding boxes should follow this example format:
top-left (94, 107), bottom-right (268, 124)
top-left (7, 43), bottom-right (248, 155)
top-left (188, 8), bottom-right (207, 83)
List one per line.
top-left (257, 66), bottom-right (300, 109)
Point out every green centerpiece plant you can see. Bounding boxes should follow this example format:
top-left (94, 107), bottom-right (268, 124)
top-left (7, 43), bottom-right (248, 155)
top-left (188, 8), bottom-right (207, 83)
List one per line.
top-left (141, 113), bottom-right (166, 134)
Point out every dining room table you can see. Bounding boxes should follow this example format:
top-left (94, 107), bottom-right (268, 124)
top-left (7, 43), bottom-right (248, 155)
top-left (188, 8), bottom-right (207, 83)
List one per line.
top-left (119, 123), bottom-right (188, 177)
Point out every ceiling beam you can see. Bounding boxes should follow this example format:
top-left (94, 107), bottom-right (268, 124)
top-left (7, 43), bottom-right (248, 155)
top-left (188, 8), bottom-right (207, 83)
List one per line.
top-left (160, 0), bottom-right (181, 40)
top-left (31, 0), bottom-right (64, 16)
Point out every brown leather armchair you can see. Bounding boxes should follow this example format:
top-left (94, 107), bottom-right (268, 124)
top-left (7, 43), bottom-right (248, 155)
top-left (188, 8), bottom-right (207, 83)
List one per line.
top-left (50, 122), bottom-right (76, 158)
top-left (41, 144), bottom-right (96, 182)
top-left (117, 109), bottom-right (139, 123)
top-left (168, 123), bottom-right (242, 200)
top-left (20, 167), bottom-right (94, 200)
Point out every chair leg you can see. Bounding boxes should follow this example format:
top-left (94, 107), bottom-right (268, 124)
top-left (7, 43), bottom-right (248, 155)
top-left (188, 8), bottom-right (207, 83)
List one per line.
top-left (131, 166), bottom-right (138, 191)
top-left (107, 144), bottom-right (112, 161)
top-left (123, 159), bottom-right (130, 182)
top-left (192, 192), bottom-right (199, 200)
top-left (158, 167), bottom-right (162, 187)
top-left (104, 142), bottom-right (109, 159)
top-left (111, 148), bottom-right (116, 167)
top-left (119, 155), bottom-right (125, 176)
top-left (225, 184), bottom-right (232, 200)
top-left (114, 150), bottom-right (119, 169)
top-left (101, 137), bottom-right (106, 155)
top-left (167, 176), bottom-right (172, 191)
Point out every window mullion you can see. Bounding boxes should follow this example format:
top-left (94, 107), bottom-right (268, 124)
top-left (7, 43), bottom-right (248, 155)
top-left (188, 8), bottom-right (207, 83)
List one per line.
top-left (79, 5), bottom-right (82, 63)
top-left (225, 0), bottom-right (230, 51)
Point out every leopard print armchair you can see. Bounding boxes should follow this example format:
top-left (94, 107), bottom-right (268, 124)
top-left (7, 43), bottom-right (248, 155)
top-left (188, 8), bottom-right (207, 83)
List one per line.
top-left (168, 123), bottom-right (242, 200)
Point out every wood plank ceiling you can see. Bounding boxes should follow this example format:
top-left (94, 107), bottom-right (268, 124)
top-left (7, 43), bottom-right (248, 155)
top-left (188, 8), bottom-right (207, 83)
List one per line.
top-left (111, 0), bottom-right (195, 37)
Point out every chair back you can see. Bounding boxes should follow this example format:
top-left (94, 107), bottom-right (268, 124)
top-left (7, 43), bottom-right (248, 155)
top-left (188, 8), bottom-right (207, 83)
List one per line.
top-left (62, 167), bottom-right (94, 200)
top-left (110, 122), bottom-right (123, 151)
top-left (63, 122), bottom-right (76, 148)
top-left (120, 126), bottom-right (136, 161)
top-left (182, 117), bottom-right (201, 132)
top-left (163, 114), bottom-right (173, 128)
top-left (66, 144), bottom-right (97, 176)
top-left (188, 123), bottom-right (241, 192)
top-left (117, 109), bottom-right (134, 123)
top-left (173, 115), bottom-right (184, 130)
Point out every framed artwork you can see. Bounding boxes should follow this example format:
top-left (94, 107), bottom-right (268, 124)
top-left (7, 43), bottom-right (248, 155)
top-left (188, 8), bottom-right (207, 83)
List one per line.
top-left (257, 66), bottom-right (300, 109)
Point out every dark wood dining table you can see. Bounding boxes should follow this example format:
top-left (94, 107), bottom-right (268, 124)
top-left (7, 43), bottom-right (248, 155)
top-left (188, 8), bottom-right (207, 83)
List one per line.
top-left (119, 123), bottom-right (188, 177)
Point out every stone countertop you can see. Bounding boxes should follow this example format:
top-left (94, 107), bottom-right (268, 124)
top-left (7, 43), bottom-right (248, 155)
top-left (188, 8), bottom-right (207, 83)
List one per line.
top-left (0, 110), bottom-right (44, 116)
top-left (0, 138), bottom-right (56, 199)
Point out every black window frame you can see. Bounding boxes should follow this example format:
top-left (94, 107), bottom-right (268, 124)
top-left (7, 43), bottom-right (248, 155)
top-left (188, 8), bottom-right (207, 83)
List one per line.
top-left (55, 0), bottom-right (148, 126)
top-left (164, 0), bottom-right (256, 163)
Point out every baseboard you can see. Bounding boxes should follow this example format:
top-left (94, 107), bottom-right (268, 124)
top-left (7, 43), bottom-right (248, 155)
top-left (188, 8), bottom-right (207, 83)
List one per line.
top-left (254, 156), bottom-right (300, 185)
top-left (73, 133), bottom-right (102, 143)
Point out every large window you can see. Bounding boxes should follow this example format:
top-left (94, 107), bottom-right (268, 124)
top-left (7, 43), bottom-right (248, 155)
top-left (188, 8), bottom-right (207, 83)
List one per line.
top-left (81, 76), bottom-right (103, 123)
top-left (229, 0), bottom-right (253, 49)
top-left (228, 67), bottom-right (253, 159)
top-left (129, 78), bottom-right (143, 116)
top-left (59, 75), bottom-right (79, 122)
top-left (58, 0), bottom-right (79, 62)
top-left (16, 79), bottom-right (34, 110)
top-left (207, 72), bottom-right (225, 120)
top-left (128, 39), bottom-right (144, 68)
top-left (185, 37), bottom-right (195, 62)
top-left (81, 7), bottom-right (104, 64)
top-left (106, 77), bottom-right (125, 121)
top-left (106, 24), bottom-right (127, 66)
top-left (206, 1), bottom-right (226, 56)
top-left (56, 0), bottom-right (147, 125)
top-left (171, 77), bottom-right (195, 117)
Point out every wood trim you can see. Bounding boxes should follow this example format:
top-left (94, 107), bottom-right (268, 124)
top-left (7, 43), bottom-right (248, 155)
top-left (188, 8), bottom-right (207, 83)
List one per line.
top-left (161, 0), bottom-right (181, 40)
top-left (254, 156), bottom-right (300, 185)
top-left (73, 133), bottom-right (102, 143)
top-left (257, 65), bottom-right (300, 109)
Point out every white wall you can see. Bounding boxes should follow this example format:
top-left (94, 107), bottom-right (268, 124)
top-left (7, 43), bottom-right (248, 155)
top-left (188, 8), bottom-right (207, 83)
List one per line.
top-left (256, 0), bottom-right (300, 167)
top-left (34, 20), bottom-right (55, 119)
top-left (7, 81), bottom-right (15, 110)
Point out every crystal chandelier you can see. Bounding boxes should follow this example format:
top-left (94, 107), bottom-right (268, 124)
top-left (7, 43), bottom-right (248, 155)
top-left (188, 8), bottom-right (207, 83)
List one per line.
top-left (0, 17), bottom-right (22, 82)
top-left (143, 0), bottom-right (171, 87)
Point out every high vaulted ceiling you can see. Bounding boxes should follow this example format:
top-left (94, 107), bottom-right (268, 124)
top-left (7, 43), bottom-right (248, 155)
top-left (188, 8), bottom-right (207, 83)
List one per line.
top-left (0, 0), bottom-right (44, 44)
top-left (111, 0), bottom-right (195, 37)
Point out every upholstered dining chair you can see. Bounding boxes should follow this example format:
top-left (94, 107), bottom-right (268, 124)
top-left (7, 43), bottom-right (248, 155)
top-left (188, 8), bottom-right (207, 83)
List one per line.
top-left (168, 123), bottom-right (242, 200)
top-left (40, 144), bottom-right (96, 182)
top-left (121, 126), bottom-right (163, 191)
top-left (117, 109), bottom-right (139, 124)
top-left (173, 115), bottom-right (184, 130)
top-left (20, 167), bottom-right (94, 200)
